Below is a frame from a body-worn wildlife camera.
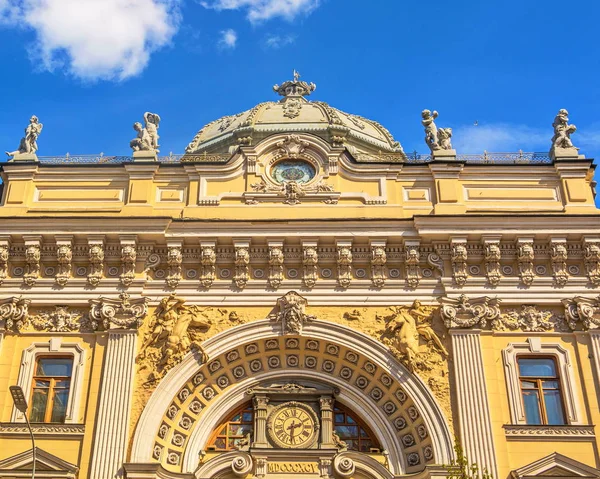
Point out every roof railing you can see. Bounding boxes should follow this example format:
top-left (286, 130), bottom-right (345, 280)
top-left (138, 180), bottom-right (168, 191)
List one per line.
top-left (31, 150), bottom-right (553, 165)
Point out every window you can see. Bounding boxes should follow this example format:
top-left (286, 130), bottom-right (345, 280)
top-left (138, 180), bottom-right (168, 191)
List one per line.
top-left (518, 357), bottom-right (566, 425)
top-left (503, 339), bottom-right (582, 426)
top-left (30, 357), bottom-right (73, 423)
top-left (207, 404), bottom-right (254, 451)
top-left (334, 404), bottom-right (380, 452)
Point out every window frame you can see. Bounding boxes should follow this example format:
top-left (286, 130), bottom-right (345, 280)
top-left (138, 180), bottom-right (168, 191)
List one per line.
top-left (29, 355), bottom-right (74, 424)
top-left (11, 339), bottom-right (85, 424)
top-left (206, 402), bottom-right (254, 451)
top-left (503, 338), bottom-right (582, 425)
top-left (333, 402), bottom-right (381, 453)
top-left (516, 355), bottom-right (567, 425)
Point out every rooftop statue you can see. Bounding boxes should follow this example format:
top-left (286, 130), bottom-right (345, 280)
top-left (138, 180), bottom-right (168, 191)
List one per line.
top-left (421, 109), bottom-right (453, 153)
top-left (551, 109), bottom-right (577, 150)
top-left (5, 115), bottom-right (43, 157)
top-left (130, 112), bottom-right (161, 153)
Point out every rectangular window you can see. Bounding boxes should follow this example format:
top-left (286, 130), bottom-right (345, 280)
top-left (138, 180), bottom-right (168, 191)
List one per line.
top-left (518, 357), bottom-right (566, 425)
top-left (30, 357), bottom-right (73, 423)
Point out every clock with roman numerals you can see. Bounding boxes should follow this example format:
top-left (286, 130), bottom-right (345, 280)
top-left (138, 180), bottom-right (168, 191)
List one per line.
top-left (267, 401), bottom-right (320, 449)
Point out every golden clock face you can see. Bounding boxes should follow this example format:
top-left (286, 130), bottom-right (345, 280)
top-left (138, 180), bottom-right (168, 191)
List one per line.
top-left (267, 402), bottom-right (319, 449)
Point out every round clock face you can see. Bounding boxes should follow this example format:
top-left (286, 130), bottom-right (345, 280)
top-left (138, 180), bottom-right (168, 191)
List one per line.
top-left (271, 160), bottom-right (316, 184)
top-left (267, 402), bottom-right (319, 449)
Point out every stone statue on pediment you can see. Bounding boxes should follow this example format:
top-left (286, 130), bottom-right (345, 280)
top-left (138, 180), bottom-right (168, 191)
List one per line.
top-left (551, 109), bottom-right (577, 150)
top-left (6, 115), bottom-right (43, 157)
top-left (130, 112), bottom-right (161, 152)
top-left (422, 110), bottom-right (453, 153)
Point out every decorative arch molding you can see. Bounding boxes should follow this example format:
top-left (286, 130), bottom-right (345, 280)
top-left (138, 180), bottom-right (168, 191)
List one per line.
top-left (130, 320), bottom-right (453, 475)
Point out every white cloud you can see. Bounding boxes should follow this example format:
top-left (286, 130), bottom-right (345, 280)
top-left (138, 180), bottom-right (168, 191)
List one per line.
top-left (219, 28), bottom-right (237, 48)
top-left (452, 123), bottom-right (549, 153)
top-left (0, 0), bottom-right (181, 81)
top-left (200, 0), bottom-right (320, 23)
top-left (264, 33), bottom-right (295, 48)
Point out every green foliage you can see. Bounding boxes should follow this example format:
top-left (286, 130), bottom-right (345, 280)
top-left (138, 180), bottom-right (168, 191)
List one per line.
top-left (446, 441), bottom-right (493, 479)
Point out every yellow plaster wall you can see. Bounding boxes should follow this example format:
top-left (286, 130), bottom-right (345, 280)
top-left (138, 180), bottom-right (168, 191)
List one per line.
top-left (481, 332), bottom-right (600, 478)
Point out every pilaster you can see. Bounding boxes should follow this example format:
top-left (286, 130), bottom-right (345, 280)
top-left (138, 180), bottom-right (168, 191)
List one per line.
top-left (319, 396), bottom-right (335, 448)
top-left (588, 331), bottom-right (600, 404)
top-left (88, 294), bottom-right (148, 479)
top-left (450, 329), bottom-right (498, 478)
top-left (253, 395), bottom-right (269, 448)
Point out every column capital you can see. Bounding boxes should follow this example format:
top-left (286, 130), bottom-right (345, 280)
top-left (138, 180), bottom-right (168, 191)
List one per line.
top-left (89, 293), bottom-right (148, 331)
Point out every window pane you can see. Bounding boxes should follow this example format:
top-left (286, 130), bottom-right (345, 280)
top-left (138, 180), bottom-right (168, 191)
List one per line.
top-left (30, 389), bottom-right (48, 422)
top-left (518, 358), bottom-right (556, 377)
top-left (36, 358), bottom-right (73, 377)
top-left (335, 413), bottom-right (345, 423)
top-left (544, 391), bottom-right (566, 425)
top-left (522, 390), bottom-right (542, 425)
top-left (214, 438), bottom-right (226, 449)
top-left (50, 390), bottom-right (69, 423)
top-left (360, 440), bottom-right (372, 452)
top-left (542, 380), bottom-right (560, 389)
top-left (520, 380), bottom-right (537, 389)
top-left (34, 379), bottom-right (50, 388)
top-left (242, 412), bottom-right (253, 422)
top-left (229, 424), bottom-right (250, 436)
top-left (336, 425), bottom-right (358, 438)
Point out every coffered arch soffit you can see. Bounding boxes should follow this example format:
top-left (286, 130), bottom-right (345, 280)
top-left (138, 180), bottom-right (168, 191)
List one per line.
top-left (131, 320), bottom-right (453, 475)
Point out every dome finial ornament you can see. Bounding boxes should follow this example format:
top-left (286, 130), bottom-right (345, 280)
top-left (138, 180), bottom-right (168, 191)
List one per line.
top-left (273, 70), bottom-right (316, 99)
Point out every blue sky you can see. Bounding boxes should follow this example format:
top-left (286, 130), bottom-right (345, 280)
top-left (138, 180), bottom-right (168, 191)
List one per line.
top-left (1, 0), bottom-right (600, 162)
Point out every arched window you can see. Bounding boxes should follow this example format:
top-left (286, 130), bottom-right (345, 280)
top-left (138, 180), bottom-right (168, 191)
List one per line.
top-left (207, 403), bottom-right (254, 451)
top-left (206, 401), bottom-right (381, 452)
top-left (334, 403), bottom-right (381, 453)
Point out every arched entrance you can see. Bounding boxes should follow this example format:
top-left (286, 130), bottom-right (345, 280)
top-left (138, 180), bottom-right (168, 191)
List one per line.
top-left (129, 319), bottom-right (453, 478)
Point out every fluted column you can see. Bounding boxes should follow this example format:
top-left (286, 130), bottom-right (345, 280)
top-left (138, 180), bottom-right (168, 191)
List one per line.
top-left (253, 395), bottom-right (269, 448)
top-left (88, 294), bottom-right (148, 479)
top-left (450, 330), bottom-right (498, 478)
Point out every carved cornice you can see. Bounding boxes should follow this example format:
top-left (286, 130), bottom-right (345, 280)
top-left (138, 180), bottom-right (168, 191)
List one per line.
top-left (0, 296), bottom-right (30, 332)
top-left (0, 422), bottom-right (85, 436)
top-left (493, 305), bottom-right (567, 332)
top-left (503, 424), bottom-right (595, 438)
top-left (89, 293), bottom-right (148, 331)
top-left (562, 295), bottom-right (600, 330)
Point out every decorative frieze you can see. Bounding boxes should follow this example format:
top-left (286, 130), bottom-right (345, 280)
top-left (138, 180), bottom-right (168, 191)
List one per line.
top-left (450, 239), bottom-right (468, 286)
top-left (269, 291), bottom-right (315, 334)
top-left (89, 292), bottom-right (148, 330)
top-left (439, 294), bottom-right (501, 329)
top-left (583, 239), bottom-right (600, 285)
top-left (0, 423), bottom-right (85, 436)
top-left (492, 305), bottom-right (566, 332)
top-left (337, 243), bottom-right (353, 288)
top-left (483, 237), bottom-right (501, 286)
top-left (0, 296), bottom-right (30, 332)
top-left (370, 242), bottom-right (387, 288)
top-left (23, 237), bottom-right (41, 286)
top-left (234, 244), bottom-right (250, 289)
top-left (55, 237), bottom-right (73, 286)
top-left (562, 296), bottom-right (600, 330)
top-left (120, 239), bottom-right (137, 287)
top-left (302, 243), bottom-right (318, 288)
top-left (87, 238), bottom-right (104, 286)
top-left (517, 239), bottom-right (535, 286)
top-left (550, 238), bottom-right (569, 286)
top-left (405, 242), bottom-right (420, 288)
top-left (199, 243), bottom-right (216, 288)
top-left (166, 244), bottom-right (183, 288)
top-left (268, 243), bottom-right (284, 288)
top-left (29, 306), bottom-right (90, 333)
top-left (503, 425), bottom-right (595, 438)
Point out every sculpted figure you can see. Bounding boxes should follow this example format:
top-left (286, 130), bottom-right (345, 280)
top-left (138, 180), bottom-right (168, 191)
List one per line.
top-left (421, 110), bottom-right (439, 151)
top-left (382, 300), bottom-right (447, 370)
top-left (6, 115), bottom-right (43, 157)
top-left (437, 127), bottom-right (453, 149)
top-left (551, 109), bottom-right (577, 149)
top-left (130, 111), bottom-right (161, 152)
top-left (139, 294), bottom-right (211, 368)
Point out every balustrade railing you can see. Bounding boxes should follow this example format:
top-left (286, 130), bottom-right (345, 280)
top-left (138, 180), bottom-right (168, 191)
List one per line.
top-left (33, 150), bottom-right (553, 165)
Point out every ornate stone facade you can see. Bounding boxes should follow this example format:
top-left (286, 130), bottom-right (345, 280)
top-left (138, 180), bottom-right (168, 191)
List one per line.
top-left (1, 76), bottom-right (599, 479)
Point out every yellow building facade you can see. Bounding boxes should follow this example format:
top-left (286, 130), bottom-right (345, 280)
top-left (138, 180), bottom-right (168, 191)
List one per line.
top-left (0, 75), bottom-right (599, 479)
